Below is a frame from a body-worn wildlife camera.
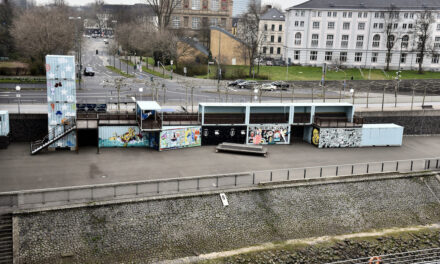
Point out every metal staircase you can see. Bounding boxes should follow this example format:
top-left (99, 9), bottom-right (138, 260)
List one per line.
top-left (30, 117), bottom-right (77, 155)
top-left (0, 213), bottom-right (12, 264)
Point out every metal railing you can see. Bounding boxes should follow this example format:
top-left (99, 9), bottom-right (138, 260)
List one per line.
top-left (327, 247), bottom-right (440, 264)
top-left (314, 116), bottom-right (364, 128)
top-left (0, 157), bottom-right (438, 210)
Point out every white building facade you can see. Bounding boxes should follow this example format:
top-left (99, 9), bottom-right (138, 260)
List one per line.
top-left (259, 8), bottom-right (285, 59)
top-left (285, 0), bottom-right (440, 71)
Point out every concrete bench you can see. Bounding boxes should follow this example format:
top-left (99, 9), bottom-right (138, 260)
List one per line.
top-left (216, 142), bottom-right (268, 157)
top-left (422, 105), bottom-right (433, 109)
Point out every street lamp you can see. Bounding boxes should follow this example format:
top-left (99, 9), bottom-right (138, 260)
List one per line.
top-left (15, 85), bottom-right (21, 114)
top-left (69, 16), bottom-right (83, 90)
top-left (139, 87), bottom-right (143, 101)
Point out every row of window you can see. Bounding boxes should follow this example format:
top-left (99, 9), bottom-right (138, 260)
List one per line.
top-left (305, 51), bottom-right (440, 64)
top-left (263, 24), bottom-right (283, 32)
top-left (294, 33), bottom-right (440, 49)
top-left (176, 0), bottom-right (221, 11)
top-left (172, 16), bottom-right (226, 29)
top-left (262, 46), bottom-right (282, 55)
top-left (293, 10), bottom-right (440, 20)
top-left (263, 35), bottom-right (282, 43)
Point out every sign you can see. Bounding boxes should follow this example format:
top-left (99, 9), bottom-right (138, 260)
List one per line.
top-left (220, 193), bottom-right (229, 206)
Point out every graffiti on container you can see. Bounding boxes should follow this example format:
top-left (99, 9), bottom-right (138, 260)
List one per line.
top-left (160, 127), bottom-right (201, 150)
top-left (312, 128), bottom-right (320, 146)
top-left (248, 125), bottom-right (289, 145)
top-left (99, 127), bottom-right (147, 147)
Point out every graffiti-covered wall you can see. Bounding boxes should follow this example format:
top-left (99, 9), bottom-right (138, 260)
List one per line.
top-left (312, 127), bottom-right (362, 148)
top-left (99, 126), bottom-right (157, 148)
top-left (159, 126), bottom-right (201, 151)
top-left (46, 55), bottom-right (77, 148)
top-left (247, 125), bottom-right (290, 145)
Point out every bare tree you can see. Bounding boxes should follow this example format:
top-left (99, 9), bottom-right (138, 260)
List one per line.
top-left (143, 0), bottom-right (179, 30)
top-left (237, 0), bottom-right (264, 76)
top-left (0, 0), bottom-right (14, 57)
top-left (382, 6), bottom-right (400, 71)
top-left (412, 9), bottom-right (435, 74)
top-left (11, 6), bottom-right (75, 64)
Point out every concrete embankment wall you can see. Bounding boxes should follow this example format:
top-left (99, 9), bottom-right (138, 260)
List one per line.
top-left (14, 174), bottom-right (440, 263)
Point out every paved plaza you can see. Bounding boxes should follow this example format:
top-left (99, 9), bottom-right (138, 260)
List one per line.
top-left (0, 136), bottom-right (439, 192)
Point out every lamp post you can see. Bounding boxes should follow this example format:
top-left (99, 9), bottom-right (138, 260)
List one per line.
top-left (15, 85), bottom-right (21, 114)
top-left (69, 16), bottom-right (82, 90)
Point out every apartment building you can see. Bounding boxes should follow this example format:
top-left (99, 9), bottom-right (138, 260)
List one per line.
top-left (259, 8), bottom-right (285, 59)
top-left (285, 0), bottom-right (440, 70)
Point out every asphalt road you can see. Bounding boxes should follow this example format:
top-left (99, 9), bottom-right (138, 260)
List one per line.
top-left (0, 136), bottom-right (439, 192)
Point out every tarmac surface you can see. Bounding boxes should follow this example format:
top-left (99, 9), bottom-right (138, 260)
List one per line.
top-left (0, 136), bottom-right (439, 192)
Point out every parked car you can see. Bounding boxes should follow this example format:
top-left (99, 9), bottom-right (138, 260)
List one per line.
top-left (273, 59), bottom-right (285, 66)
top-left (228, 79), bottom-right (246, 87)
top-left (265, 60), bottom-right (273, 66)
top-left (238, 81), bottom-right (259, 89)
top-left (260, 83), bottom-right (277, 91)
top-left (83, 67), bottom-right (95, 76)
top-left (271, 81), bottom-right (290, 90)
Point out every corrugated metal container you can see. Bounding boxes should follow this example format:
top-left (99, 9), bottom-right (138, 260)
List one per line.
top-left (361, 124), bottom-right (404, 147)
top-left (46, 55), bottom-right (77, 148)
top-left (0, 110), bottom-right (9, 136)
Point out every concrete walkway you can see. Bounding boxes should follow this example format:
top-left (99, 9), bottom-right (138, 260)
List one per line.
top-left (0, 136), bottom-right (439, 192)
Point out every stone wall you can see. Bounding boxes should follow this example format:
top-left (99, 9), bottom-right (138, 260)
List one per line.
top-left (357, 109), bottom-right (440, 135)
top-left (318, 127), bottom-right (362, 148)
top-left (15, 175), bottom-right (440, 263)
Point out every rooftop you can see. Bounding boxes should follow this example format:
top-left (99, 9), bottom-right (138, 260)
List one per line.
top-left (199, 102), bottom-right (353, 107)
top-left (287, 0), bottom-right (440, 10)
top-left (137, 101), bottom-right (161, 111)
top-left (260, 8), bottom-right (285, 21)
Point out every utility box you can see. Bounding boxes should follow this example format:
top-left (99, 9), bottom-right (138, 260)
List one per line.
top-left (361, 124), bottom-right (404, 147)
top-left (0, 110), bottom-right (10, 149)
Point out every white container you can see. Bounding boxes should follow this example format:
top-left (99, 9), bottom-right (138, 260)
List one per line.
top-left (361, 124), bottom-right (404, 147)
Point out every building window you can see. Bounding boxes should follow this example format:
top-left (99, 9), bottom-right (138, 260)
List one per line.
top-left (271, 24), bottom-right (275, 31)
top-left (358, 22), bottom-right (365, 30)
top-left (364, 12), bottom-right (368, 18)
top-left (277, 47), bottom-right (281, 54)
top-left (172, 16), bottom-right (180, 28)
top-left (325, 51), bottom-right (333, 61)
top-left (435, 37), bottom-right (440, 48)
top-left (343, 11), bottom-right (347, 18)
top-left (341, 35), bottom-right (349, 48)
top-left (264, 24), bottom-right (267, 31)
top-left (326, 34), bottom-right (334, 47)
top-left (381, 12), bottom-right (385, 18)
top-left (328, 11), bottom-right (332, 17)
top-left (184, 16), bottom-right (189, 27)
top-left (210, 17), bottom-right (219, 26)
top-left (192, 17), bottom-right (200, 29)
top-left (379, 23), bottom-right (384, 29)
top-left (416, 53), bottom-right (422, 63)
top-left (301, 11), bottom-right (305, 16)
top-left (371, 52), bottom-right (378, 63)
top-left (372, 34), bottom-right (380, 47)
top-left (403, 23), bottom-right (407, 29)
top-left (211, 0), bottom-right (219, 11)
top-left (340, 52), bottom-right (347, 62)
top-left (356, 35), bottom-right (364, 48)
top-left (279, 25), bottom-right (282, 31)
top-left (295, 32), bottom-right (301, 45)
top-left (432, 54), bottom-right (439, 64)
top-left (310, 51), bottom-right (318, 61)
top-left (408, 24), bottom-right (413, 29)
top-left (401, 35), bottom-right (409, 48)
top-left (192, 0), bottom-right (201, 10)
top-left (311, 34), bottom-right (319, 47)
top-left (220, 18), bottom-right (226, 28)
top-left (333, 11), bottom-right (337, 17)
top-left (355, 52), bottom-right (362, 62)
top-left (278, 36), bottom-right (282, 43)
top-left (358, 12), bottom-right (362, 18)
top-left (270, 35), bottom-right (274, 42)
top-left (262, 47), bottom-right (267, 54)
top-left (374, 12), bottom-right (379, 18)
top-left (404, 12), bottom-right (408, 18)
top-left (300, 21), bottom-right (304, 27)
top-left (295, 21), bottom-right (299, 26)
top-left (294, 50), bottom-right (300, 60)
top-left (348, 12), bottom-right (352, 18)
top-left (400, 53), bottom-right (407, 64)
top-left (387, 35), bottom-right (395, 48)
top-left (313, 21), bottom-right (320, 29)
top-left (328, 22), bottom-right (335, 29)
top-left (373, 23), bottom-right (378, 29)
top-left (393, 23), bottom-right (398, 29)
top-left (270, 47), bottom-right (273, 54)
top-left (318, 11), bottom-right (321, 17)
top-left (437, 24), bottom-right (440, 31)
top-left (343, 22), bottom-right (350, 30)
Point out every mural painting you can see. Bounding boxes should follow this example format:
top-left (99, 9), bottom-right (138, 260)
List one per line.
top-left (247, 125), bottom-right (290, 145)
top-left (159, 126), bottom-right (201, 151)
top-left (312, 128), bottom-right (320, 146)
top-left (99, 126), bottom-right (149, 147)
top-left (318, 128), bottom-right (362, 148)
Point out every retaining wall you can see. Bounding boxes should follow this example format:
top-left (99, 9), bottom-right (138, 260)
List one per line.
top-left (14, 174), bottom-right (440, 263)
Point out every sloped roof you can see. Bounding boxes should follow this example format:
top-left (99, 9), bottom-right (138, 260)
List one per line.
top-left (260, 8), bottom-right (285, 21)
top-left (180, 38), bottom-right (209, 56)
top-left (210, 26), bottom-right (247, 45)
top-left (288, 0), bottom-right (440, 10)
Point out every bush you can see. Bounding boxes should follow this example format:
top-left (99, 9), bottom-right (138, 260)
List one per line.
top-left (176, 64), bottom-right (207, 77)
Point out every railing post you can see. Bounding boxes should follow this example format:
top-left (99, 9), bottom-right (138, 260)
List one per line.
top-left (114, 186), bottom-right (116, 197)
top-left (304, 169), bottom-right (306, 179)
top-left (252, 173), bottom-right (255, 185)
top-left (67, 190), bottom-right (70, 202)
top-left (320, 167), bottom-right (322, 177)
top-left (157, 182), bottom-right (160, 194)
top-left (428, 160), bottom-right (431, 169)
top-left (177, 180), bottom-right (180, 192)
top-left (287, 170), bottom-right (290, 180)
top-left (381, 162), bottom-right (384, 172)
top-left (351, 165), bottom-right (354, 175)
top-left (396, 161), bottom-right (399, 172)
top-left (91, 187), bottom-right (94, 200)
top-left (336, 166), bottom-right (339, 176)
top-left (411, 160), bottom-right (413, 171)
top-left (216, 176), bottom-right (219, 188)
top-left (136, 184), bottom-right (139, 195)
top-left (436, 159), bottom-right (439, 169)
top-left (270, 171), bottom-right (273, 182)
top-left (42, 192), bottom-right (45, 204)
top-left (234, 175), bottom-right (237, 186)
top-left (197, 178), bottom-right (200, 190)
top-left (366, 164), bottom-right (369, 174)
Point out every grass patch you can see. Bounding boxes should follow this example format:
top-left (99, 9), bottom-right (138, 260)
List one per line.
top-left (106, 65), bottom-right (134, 78)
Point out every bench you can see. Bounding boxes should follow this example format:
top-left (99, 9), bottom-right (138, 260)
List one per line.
top-left (216, 142), bottom-right (268, 157)
top-left (422, 105), bottom-right (433, 109)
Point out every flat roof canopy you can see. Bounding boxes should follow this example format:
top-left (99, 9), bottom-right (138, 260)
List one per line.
top-left (137, 101), bottom-right (161, 111)
top-left (199, 102), bottom-right (353, 107)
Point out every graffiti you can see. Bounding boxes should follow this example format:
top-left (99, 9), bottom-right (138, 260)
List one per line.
top-left (318, 128), bottom-right (362, 148)
top-left (312, 128), bottom-right (320, 146)
top-left (160, 126), bottom-right (201, 150)
top-left (99, 126), bottom-right (147, 147)
top-left (247, 125), bottom-right (290, 145)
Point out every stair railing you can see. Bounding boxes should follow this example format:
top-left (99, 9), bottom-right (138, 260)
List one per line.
top-left (30, 117), bottom-right (76, 154)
